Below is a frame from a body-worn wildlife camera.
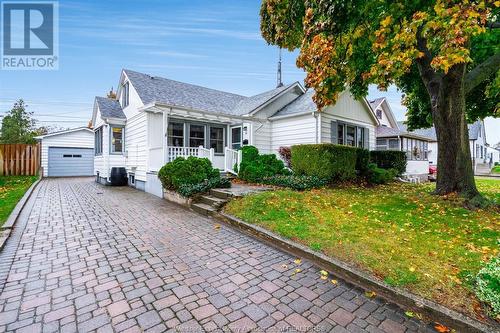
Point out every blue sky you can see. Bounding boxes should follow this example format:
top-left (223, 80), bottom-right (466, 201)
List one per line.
top-left (1, 0), bottom-right (498, 143)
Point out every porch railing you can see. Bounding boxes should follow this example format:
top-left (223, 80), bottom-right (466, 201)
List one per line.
top-left (168, 146), bottom-right (214, 163)
top-left (224, 147), bottom-right (242, 175)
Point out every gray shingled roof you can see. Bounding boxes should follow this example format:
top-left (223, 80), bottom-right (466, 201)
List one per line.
top-left (272, 89), bottom-right (317, 117)
top-left (369, 97), bottom-right (385, 110)
top-left (124, 69), bottom-right (247, 116)
top-left (376, 126), bottom-right (405, 138)
top-left (397, 120), bottom-right (482, 141)
top-left (95, 97), bottom-right (126, 119)
top-left (232, 83), bottom-right (296, 115)
top-left (468, 120), bottom-right (482, 140)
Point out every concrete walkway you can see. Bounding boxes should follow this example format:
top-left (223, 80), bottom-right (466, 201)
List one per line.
top-left (0, 178), bottom-right (431, 332)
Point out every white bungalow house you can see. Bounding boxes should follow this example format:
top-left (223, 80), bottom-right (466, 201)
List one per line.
top-left (371, 97), bottom-right (489, 176)
top-left (91, 69), bottom-right (379, 197)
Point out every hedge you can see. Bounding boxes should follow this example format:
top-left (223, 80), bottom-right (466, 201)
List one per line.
top-left (369, 150), bottom-right (407, 176)
top-left (238, 146), bottom-right (288, 182)
top-left (291, 144), bottom-right (359, 181)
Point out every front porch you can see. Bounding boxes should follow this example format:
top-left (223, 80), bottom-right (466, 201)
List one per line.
top-left (141, 104), bottom-right (249, 175)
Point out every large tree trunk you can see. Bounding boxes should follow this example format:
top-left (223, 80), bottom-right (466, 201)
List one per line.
top-left (423, 64), bottom-right (479, 198)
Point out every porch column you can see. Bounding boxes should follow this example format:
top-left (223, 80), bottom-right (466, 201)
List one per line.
top-left (162, 111), bottom-right (169, 165)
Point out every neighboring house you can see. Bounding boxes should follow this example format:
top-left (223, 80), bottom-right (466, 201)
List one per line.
top-left (35, 127), bottom-right (94, 177)
top-left (398, 120), bottom-right (488, 173)
top-left (91, 69), bottom-right (379, 197)
top-left (370, 98), bottom-right (431, 178)
top-left (371, 97), bottom-right (490, 175)
top-left (485, 146), bottom-right (500, 165)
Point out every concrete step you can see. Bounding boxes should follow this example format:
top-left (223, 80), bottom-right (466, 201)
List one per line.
top-left (199, 195), bottom-right (227, 208)
top-left (210, 189), bottom-right (233, 200)
top-left (191, 203), bottom-right (216, 216)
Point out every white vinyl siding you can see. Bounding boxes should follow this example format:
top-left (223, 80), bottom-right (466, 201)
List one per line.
top-left (253, 120), bottom-right (272, 154)
top-left (271, 114), bottom-right (316, 152)
top-left (39, 129), bottom-right (94, 177)
top-left (126, 113), bottom-right (148, 181)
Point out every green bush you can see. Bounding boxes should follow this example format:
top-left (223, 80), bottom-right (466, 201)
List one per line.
top-left (177, 177), bottom-right (231, 197)
top-left (158, 156), bottom-right (220, 190)
top-left (369, 150), bottom-right (407, 176)
top-left (260, 175), bottom-right (327, 190)
top-left (366, 163), bottom-right (398, 184)
top-left (474, 256), bottom-right (500, 318)
top-left (291, 144), bottom-right (358, 182)
top-left (238, 146), bottom-right (288, 182)
top-left (355, 148), bottom-right (370, 175)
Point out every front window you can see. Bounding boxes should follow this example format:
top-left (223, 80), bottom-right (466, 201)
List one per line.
top-left (189, 124), bottom-right (205, 147)
top-left (231, 127), bottom-right (242, 149)
top-left (335, 122), bottom-right (366, 148)
top-left (402, 138), bottom-right (428, 161)
top-left (111, 127), bottom-right (124, 153)
top-left (346, 126), bottom-right (356, 146)
top-left (168, 122), bottom-right (184, 147)
top-left (210, 127), bottom-right (224, 153)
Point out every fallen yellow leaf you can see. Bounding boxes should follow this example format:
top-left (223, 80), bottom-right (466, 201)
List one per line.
top-left (294, 258), bottom-right (302, 265)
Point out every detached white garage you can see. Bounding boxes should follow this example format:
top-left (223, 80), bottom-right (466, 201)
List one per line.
top-left (36, 127), bottom-right (94, 177)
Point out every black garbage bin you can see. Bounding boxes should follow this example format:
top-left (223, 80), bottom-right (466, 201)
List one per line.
top-left (110, 167), bottom-right (128, 186)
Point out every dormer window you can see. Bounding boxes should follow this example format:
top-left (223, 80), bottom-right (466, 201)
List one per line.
top-left (122, 82), bottom-right (129, 108)
top-left (376, 109), bottom-right (382, 119)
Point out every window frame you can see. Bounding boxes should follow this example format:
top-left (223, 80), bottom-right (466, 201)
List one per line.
top-left (231, 126), bottom-right (242, 150)
top-left (336, 121), bottom-right (367, 148)
top-left (167, 121), bottom-right (185, 147)
top-left (94, 126), bottom-right (103, 156)
top-left (209, 126), bottom-right (225, 155)
top-left (188, 123), bottom-right (206, 148)
top-left (122, 82), bottom-right (129, 108)
top-left (376, 109), bottom-right (383, 119)
top-left (109, 125), bottom-right (125, 155)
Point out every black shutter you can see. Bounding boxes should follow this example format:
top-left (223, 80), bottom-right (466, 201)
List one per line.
top-left (363, 128), bottom-right (369, 149)
top-left (331, 121), bottom-right (338, 144)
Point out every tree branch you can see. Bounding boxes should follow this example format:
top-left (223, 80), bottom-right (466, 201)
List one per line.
top-left (465, 52), bottom-right (500, 93)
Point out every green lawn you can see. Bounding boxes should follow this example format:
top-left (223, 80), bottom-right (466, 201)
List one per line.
top-left (0, 176), bottom-right (38, 227)
top-left (491, 165), bottom-right (500, 174)
top-left (224, 178), bottom-right (500, 320)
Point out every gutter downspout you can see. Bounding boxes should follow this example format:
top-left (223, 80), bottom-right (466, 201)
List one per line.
top-left (313, 112), bottom-right (320, 144)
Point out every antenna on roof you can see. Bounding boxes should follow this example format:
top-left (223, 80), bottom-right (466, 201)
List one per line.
top-left (277, 47), bottom-right (283, 88)
top-left (107, 87), bottom-right (116, 99)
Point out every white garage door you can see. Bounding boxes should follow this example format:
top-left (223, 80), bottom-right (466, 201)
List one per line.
top-left (48, 147), bottom-right (94, 177)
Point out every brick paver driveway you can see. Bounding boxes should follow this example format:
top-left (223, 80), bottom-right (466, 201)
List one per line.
top-left (0, 178), bottom-right (430, 332)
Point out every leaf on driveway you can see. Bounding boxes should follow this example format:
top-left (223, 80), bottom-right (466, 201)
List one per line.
top-left (294, 258), bottom-right (302, 265)
top-left (214, 224), bottom-right (221, 230)
top-left (404, 311), bottom-right (415, 318)
top-left (320, 270), bottom-right (328, 280)
top-left (331, 279), bottom-right (338, 285)
top-left (434, 323), bottom-right (450, 332)
top-left (364, 291), bottom-right (376, 298)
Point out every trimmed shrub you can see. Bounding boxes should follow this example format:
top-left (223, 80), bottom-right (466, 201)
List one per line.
top-left (366, 163), bottom-right (398, 184)
top-left (370, 150), bottom-right (407, 176)
top-left (474, 256), bottom-right (500, 317)
top-left (238, 146), bottom-right (288, 182)
top-left (291, 144), bottom-right (358, 182)
top-left (260, 175), bottom-right (327, 191)
top-left (177, 177), bottom-right (231, 197)
top-left (158, 156), bottom-right (220, 190)
top-left (278, 146), bottom-right (292, 168)
top-left (355, 148), bottom-right (370, 175)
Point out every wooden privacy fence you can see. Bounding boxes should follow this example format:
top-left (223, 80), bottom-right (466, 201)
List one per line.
top-left (0, 144), bottom-right (40, 176)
